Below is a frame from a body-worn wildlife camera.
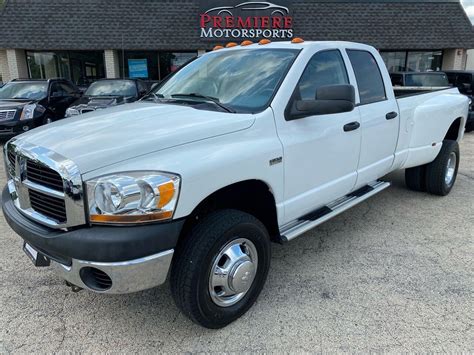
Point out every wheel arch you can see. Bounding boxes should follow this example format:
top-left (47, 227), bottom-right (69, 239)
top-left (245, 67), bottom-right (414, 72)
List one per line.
top-left (177, 179), bottom-right (280, 243)
top-left (444, 117), bottom-right (463, 142)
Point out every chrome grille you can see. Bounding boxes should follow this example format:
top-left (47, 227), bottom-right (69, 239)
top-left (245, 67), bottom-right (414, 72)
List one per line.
top-left (5, 140), bottom-right (85, 229)
top-left (29, 189), bottom-right (67, 223)
top-left (26, 160), bottom-right (64, 191)
top-left (0, 110), bottom-right (16, 122)
top-left (7, 150), bottom-right (15, 177)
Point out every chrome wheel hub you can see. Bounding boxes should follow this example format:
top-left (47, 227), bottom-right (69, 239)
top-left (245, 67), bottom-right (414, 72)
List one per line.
top-left (209, 238), bottom-right (258, 307)
top-left (445, 152), bottom-right (456, 187)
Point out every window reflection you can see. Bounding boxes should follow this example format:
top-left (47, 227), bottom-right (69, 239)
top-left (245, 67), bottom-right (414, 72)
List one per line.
top-left (381, 50), bottom-right (443, 72)
top-left (85, 80), bottom-right (137, 97)
top-left (26, 50), bottom-right (105, 86)
top-left (156, 49), bottom-right (298, 112)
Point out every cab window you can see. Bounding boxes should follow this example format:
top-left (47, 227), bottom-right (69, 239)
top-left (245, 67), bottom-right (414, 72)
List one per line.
top-left (296, 50), bottom-right (349, 100)
top-left (49, 82), bottom-right (64, 97)
top-left (347, 50), bottom-right (386, 104)
top-left (59, 82), bottom-right (77, 95)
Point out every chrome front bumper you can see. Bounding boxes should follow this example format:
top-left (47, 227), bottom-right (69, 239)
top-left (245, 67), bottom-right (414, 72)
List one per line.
top-left (52, 249), bottom-right (174, 294)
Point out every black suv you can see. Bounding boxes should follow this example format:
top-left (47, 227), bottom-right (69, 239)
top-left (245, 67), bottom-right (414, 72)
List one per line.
top-left (65, 79), bottom-right (149, 117)
top-left (443, 70), bottom-right (474, 132)
top-left (0, 78), bottom-right (81, 137)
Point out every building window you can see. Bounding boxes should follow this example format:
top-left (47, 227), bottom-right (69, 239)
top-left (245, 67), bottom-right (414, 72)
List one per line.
top-left (406, 51), bottom-right (442, 72)
top-left (380, 50), bottom-right (443, 72)
top-left (26, 50), bottom-right (105, 86)
top-left (118, 51), bottom-right (197, 81)
top-left (380, 51), bottom-right (407, 72)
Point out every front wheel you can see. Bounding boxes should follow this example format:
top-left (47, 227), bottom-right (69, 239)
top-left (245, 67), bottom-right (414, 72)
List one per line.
top-left (425, 139), bottom-right (460, 196)
top-left (42, 115), bottom-right (54, 125)
top-left (170, 209), bottom-right (271, 329)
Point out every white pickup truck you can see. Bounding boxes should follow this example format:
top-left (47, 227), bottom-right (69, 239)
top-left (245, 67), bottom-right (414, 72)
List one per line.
top-left (2, 40), bottom-right (469, 328)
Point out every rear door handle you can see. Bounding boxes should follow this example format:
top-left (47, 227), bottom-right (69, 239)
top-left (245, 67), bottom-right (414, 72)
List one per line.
top-left (343, 121), bottom-right (360, 132)
top-left (386, 111), bottom-right (398, 120)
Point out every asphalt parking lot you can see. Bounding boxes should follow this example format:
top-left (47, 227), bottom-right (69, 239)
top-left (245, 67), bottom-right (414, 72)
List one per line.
top-left (0, 133), bottom-right (473, 352)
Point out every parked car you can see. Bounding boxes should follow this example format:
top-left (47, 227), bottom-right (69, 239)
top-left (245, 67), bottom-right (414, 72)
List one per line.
top-left (2, 41), bottom-right (469, 328)
top-left (443, 70), bottom-right (474, 132)
top-left (389, 71), bottom-right (450, 88)
top-left (0, 78), bottom-right (81, 137)
top-left (65, 79), bottom-right (150, 117)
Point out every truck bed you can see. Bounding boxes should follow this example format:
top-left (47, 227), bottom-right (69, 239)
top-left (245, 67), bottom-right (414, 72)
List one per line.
top-left (393, 87), bottom-right (466, 170)
top-left (394, 86), bottom-right (452, 98)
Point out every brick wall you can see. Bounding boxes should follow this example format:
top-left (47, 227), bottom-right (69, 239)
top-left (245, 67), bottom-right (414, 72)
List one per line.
top-left (6, 49), bottom-right (28, 79)
top-left (104, 50), bottom-right (120, 78)
top-left (0, 49), bottom-right (9, 83)
top-left (442, 49), bottom-right (466, 70)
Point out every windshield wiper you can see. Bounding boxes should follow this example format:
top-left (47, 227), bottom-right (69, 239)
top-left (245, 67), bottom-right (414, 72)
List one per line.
top-left (143, 92), bottom-right (164, 103)
top-left (171, 93), bottom-right (236, 113)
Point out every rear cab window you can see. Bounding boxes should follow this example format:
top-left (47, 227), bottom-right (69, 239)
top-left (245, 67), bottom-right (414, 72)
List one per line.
top-left (347, 50), bottom-right (386, 105)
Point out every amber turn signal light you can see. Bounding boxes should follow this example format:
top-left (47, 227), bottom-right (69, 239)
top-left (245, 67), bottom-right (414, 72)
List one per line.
top-left (226, 42), bottom-right (238, 48)
top-left (258, 39), bottom-right (271, 45)
top-left (291, 37), bottom-right (304, 43)
top-left (241, 40), bottom-right (253, 46)
top-left (213, 45), bottom-right (224, 51)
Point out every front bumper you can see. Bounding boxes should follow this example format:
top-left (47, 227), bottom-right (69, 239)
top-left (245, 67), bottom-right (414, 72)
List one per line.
top-left (2, 187), bottom-right (184, 293)
top-left (52, 249), bottom-right (174, 294)
top-left (0, 119), bottom-right (35, 136)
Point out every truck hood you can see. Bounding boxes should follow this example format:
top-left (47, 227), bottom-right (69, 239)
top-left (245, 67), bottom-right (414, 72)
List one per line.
top-left (14, 101), bottom-right (255, 173)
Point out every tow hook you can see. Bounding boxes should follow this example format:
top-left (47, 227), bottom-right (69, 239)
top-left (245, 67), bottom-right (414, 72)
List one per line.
top-left (65, 281), bottom-right (83, 293)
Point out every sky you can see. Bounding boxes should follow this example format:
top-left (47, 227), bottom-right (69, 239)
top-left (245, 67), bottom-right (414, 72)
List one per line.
top-left (462, 0), bottom-right (474, 24)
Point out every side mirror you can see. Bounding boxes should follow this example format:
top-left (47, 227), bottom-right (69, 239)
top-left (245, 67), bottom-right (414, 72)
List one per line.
top-left (50, 91), bottom-right (63, 98)
top-left (288, 84), bottom-right (356, 120)
top-left (460, 83), bottom-right (472, 94)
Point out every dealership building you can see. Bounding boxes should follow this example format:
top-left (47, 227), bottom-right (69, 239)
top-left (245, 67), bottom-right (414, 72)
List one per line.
top-left (0, 0), bottom-right (473, 85)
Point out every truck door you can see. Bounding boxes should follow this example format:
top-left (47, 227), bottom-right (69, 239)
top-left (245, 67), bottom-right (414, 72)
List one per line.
top-left (273, 49), bottom-right (362, 223)
top-left (346, 49), bottom-right (400, 187)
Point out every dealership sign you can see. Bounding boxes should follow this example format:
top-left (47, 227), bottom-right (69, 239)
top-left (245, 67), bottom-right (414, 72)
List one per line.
top-left (199, 1), bottom-right (293, 40)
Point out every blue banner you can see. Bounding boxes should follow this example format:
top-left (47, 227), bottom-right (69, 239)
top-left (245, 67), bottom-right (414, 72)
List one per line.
top-left (128, 59), bottom-right (148, 78)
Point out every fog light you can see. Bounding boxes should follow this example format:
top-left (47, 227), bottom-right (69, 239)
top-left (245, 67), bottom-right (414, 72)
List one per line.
top-left (22, 126), bottom-right (29, 131)
top-left (79, 267), bottom-right (112, 291)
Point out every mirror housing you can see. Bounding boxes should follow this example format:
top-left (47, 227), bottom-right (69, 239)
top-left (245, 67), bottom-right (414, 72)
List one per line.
top-left (50, 91), bottom-right (64, 99)
top-left (287, 84), bottom-right (356, 120)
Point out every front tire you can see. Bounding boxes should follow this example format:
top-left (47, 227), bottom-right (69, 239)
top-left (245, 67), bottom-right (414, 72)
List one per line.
top-left (170, 209), bottom-right (271, 329)
top-left (42, 115), bottom-right (54, 125)
top-left (425, 140), bottom-right (460, 196)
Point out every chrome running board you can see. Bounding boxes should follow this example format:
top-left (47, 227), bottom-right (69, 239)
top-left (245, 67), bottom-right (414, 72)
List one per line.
top-left (279, 180), bottom-right (390, 242)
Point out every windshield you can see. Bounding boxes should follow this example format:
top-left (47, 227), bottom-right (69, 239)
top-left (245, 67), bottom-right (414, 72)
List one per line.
top-left (85, 80), bottom-right (137, 97)
top-left (405, 73), bottom-right (449, 87)
top-left (153, 48), bottom-right (299, 113)
top-left (0, 82), bottom-right (47, 100)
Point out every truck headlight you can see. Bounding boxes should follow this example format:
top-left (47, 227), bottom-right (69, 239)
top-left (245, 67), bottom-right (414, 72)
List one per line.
top-left (20, 104), bottom-right (36, 120)
top-left (65, 108), bottom-right (79, 117)
top-left (86, 172), bottom-right (180, 224)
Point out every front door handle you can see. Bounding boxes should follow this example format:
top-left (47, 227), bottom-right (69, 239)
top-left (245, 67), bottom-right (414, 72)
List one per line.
top-left (386, 111), bottom-right (398, 120)
top-left (343, 121), bottom-right (360, 132)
